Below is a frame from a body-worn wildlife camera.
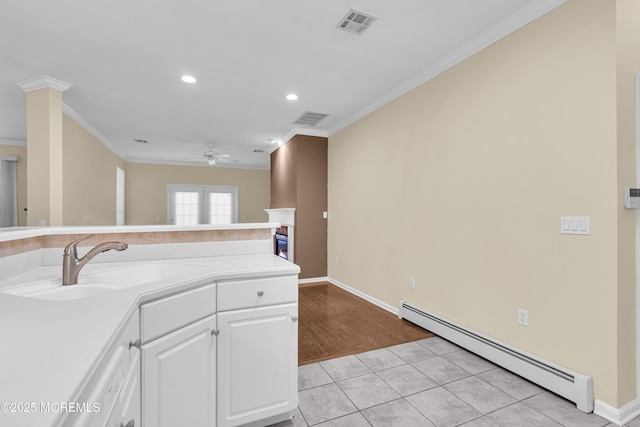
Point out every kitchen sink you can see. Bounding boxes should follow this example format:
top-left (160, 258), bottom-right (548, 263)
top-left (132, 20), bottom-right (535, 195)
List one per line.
top-left (1, 261), bottom-right (213, 301)
top-left (79, 261), bottom-right (212, 288)
top-left (3, 281), bottom-right (118, 301)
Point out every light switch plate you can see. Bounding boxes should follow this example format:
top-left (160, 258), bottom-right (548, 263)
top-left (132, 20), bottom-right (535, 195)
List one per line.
top-left (560, 216), bottom-right (590, 235)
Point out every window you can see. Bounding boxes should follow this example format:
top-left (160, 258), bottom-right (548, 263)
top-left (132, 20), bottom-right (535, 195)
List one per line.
top-left (168, 184), bottom-right (238, 225)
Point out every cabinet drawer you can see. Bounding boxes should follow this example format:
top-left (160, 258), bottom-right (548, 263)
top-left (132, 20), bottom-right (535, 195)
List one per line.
top-left (217, 276), bottom-right (297, 311)
top-left (141, 284), bottom-right (216, 343)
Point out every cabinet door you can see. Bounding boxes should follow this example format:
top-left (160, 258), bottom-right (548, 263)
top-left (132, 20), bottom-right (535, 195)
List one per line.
top-left (105, 349), bottom-right (141, 427)
top-left (217, 303), bottom-right (298, 427)
top-left (142, 315), bottom-right (216, 427)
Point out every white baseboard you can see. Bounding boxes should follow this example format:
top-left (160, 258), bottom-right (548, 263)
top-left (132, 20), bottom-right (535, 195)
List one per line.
top-left (324, 277), bottom-right (636, 421)
top-left (594, 397), bottom-right (640, 426)
top-left (326, 277), bottom-right (398, 315)
top-left (298, 276), bottom-right (328, 284)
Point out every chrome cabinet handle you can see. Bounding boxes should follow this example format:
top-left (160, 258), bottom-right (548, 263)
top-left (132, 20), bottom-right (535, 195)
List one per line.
top-left (257, 290), bottom-right (264, 297)
top-left (211, 329), bottom-right (219, 336)
top-left (291, 315), bottom-right (298, 322)
top-left (128, 339), bottom-right (141, 349)
top-left (120, 420), bottom-right (134, 427)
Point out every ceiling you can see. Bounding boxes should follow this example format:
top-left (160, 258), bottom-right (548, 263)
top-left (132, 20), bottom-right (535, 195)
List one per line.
top-left (0, 0), bottom-right (564, 170)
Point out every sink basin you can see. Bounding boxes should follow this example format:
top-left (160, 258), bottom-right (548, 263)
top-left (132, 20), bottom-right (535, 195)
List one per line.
top-left (3, 281), bottom-right (117, 301)
top-left (1, 262), bottom-right (212, 300)
top-left (80, 262), bottom-right (211, 288)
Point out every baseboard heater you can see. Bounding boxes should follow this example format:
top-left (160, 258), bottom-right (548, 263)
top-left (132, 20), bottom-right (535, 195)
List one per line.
top-left (399, 302), bottom-right (594, 413)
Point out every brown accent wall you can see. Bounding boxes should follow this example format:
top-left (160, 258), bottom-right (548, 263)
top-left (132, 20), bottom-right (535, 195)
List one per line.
top-left (271, 135), bottom-right (327, 279)
top-left (270, 140), bottom-right (297, 209)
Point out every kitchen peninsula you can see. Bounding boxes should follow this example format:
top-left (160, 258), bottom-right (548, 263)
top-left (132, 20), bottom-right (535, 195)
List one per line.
top-left (0, 223), bottom-right (300, 427)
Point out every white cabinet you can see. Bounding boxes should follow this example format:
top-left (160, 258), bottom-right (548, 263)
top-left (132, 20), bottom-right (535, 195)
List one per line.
top-left (104, 350), bottom-right (140, 427)
top-left (140, 283), bottom-right (217, 427)
top-left (217, 276), bottom-right (298, 427)
top-left (74, 311), bottom-right (141, 427)
top-left (142, 314), bottom-right (217, 427)
top-left (138, 274), bottom-right (298, 427)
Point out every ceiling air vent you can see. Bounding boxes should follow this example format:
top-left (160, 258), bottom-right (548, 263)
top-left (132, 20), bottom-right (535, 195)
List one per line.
top-left (293, 111), bottom-right (329, 127)
top-left (336, 9), bottom-right (377, 35)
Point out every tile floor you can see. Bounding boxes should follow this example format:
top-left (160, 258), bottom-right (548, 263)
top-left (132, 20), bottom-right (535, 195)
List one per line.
top-left (273, 336), bottom-right (640, 427)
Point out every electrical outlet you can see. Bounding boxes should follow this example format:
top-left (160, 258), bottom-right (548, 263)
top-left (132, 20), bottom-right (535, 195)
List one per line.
top-left (409, 277), bottom-right (415, 289)
top-left (335, 256), bottom-right (339, 264)
top-left (518, 308), bottom-right (528, 326)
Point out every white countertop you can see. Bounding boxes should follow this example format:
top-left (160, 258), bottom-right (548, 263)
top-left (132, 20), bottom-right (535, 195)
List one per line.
top-left (0, 254), bottom-right (299, 427)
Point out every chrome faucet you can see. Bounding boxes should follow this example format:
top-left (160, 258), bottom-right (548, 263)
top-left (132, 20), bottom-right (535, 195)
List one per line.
top-left (62, 234), bottom-right (128, 285)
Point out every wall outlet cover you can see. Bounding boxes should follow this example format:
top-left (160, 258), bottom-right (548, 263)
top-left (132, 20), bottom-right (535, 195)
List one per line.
top-left (518, 308), bottom-right (528, 326)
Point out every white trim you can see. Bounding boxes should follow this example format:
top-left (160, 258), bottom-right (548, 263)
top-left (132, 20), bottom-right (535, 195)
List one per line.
top-left (635, 72), bottom-right (640, 405)
top-left (327, 277), bottom-right (398, 315)
top-left (264, 209), bottom-right (296, 227)
top-left (282, 127), bottom-right (329, 144)
top-left (298, 277), bottom-right (328, 285)
top-left (326, 0), bottom-right (567, 136)
top-left (0, 156), bottom-right (19, 162)
top-left (0, 138), bottom-right (26, 147)
top-left (269, 128), bottom-right (330, 155)
top-left (126, 157), bottom-right (270, 171)
top-left (17, 75), bottom-right (73, 93)
top-left (594, 398), bottom-right (640, 426)
top-left (265, 209), bottom-right (295, 263)
top-left (116, 167), bottom-right (125, 226)
top-left (62, 104), bottom-right (129, 161)
top-left (167, 184), bottom-right (238, 225)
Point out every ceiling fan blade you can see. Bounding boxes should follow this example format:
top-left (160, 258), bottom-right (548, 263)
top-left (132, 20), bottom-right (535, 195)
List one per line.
top-left (217, 157), bottom-right (239, 163)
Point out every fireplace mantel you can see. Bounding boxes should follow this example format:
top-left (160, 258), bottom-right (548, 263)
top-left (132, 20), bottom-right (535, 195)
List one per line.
top-left (265, 208), bottom-right (295, 263)
top-left (264, 208), bottom-right (296, 226)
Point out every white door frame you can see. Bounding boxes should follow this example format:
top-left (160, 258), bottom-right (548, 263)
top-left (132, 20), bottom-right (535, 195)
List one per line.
top-left (167, 184), bottom-right (239, 225)
top-left (635, 72), bottom-right (640, 400)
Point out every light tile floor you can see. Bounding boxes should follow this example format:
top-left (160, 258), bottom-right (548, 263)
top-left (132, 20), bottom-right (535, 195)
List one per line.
top-left (272, 336), bottom-right (640, 427)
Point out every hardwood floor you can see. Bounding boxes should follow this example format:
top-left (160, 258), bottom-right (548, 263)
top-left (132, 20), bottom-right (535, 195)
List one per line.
top-left (298, 282), bottom-right (433, 365)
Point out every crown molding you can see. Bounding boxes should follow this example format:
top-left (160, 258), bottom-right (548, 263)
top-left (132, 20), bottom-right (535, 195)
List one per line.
top-left (62, 103), bottom-right (129, 161)
top-left (282, 127), bottom-right (329, 144)
top-left (268, 126), bottom-right (330, 155)
top-left (126, 157), bottom-right (269, 170)
top-left (17, 75), bottom-right (73, 93)
top-left (327, 0), bottom-right (567, 136)
top-left (0, 138), bottom-right (26, 147)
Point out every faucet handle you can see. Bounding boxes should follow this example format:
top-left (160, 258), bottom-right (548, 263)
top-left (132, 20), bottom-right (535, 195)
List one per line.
top-left (64, 234), bottom-right (97, 255)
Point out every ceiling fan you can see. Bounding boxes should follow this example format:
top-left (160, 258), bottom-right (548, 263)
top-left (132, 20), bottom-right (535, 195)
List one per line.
top-left (193, 144), bottom-right (238, 166)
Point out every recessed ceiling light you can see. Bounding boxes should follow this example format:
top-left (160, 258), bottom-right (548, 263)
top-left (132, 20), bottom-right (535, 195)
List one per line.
top-left (181, 75), bottom-right (197, 84)
top-left (285, 94), bottom-right (298, 101)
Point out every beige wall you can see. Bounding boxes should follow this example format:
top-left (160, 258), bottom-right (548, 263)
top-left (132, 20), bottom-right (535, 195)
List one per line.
top-left (126, 162), bottom-right (270, 225)
top-left (615, 0), bottom-right (640, 404)
top-left (6, 125), bottom-right (270, 227)
top-left (62, 114), bottom-right (127, 225)
top-left (328, 0), bottom-right (634, 408)
top-left (0, 144), bottom-right (27, 226)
